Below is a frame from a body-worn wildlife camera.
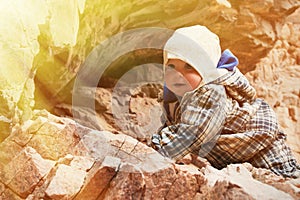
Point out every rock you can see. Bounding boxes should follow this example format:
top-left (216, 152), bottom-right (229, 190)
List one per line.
top-left (202, 164), bottom-right (294, 200)
top-left (1, 147), bottom-right (55, 198)
top-left (0, 0), bottom-right (48, 138)
top-left (103, 163), bottom-right (145, 199)
top-left (203, 180), bottom-right (255, 200)
top-left (45, 164), bottom-right (86, 199)
top-left (47, 0), bottom-right (85, 47)
top-left (1, 188), bottom-right (23, 200)
top-left (77, 130), bottom-right (119, 161)
top-left (166, 165), bottom-right (199, 200)
top-left (142, 166), bottom-right (178, 199)
top-left (0, 139), bottom-right (23, 167)
top-left (74, 156), bottom-right (121, 200)
top-left (70, 155), bottom-right (95, 171)
top-left (27, 121), bottom-right (79, 160)
top-left (251, 166), bottom-right (300, 199)
top-left (1, 110), bottom-right (300, 199)
top-left (0, 181), bottom-right (5, 194)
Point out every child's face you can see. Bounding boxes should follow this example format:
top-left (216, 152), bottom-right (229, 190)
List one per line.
top-left (165, 59), bottom-right (202, 96)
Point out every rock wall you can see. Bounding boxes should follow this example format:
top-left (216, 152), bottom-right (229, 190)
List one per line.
top-left (1, 111), bottom-right (300, 199)
top-left (0, 0), bottom-right (48, 141)
top-left (0, 0), bottom-right (85, 142)
top-left (0, 0), bottom-right (300, 199)
top-left (245, 6), bottom-right (300, 160)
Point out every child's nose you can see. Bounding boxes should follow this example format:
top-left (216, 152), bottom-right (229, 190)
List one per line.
top-left (166, 67), bottom-right (185, 79)
top-left (175, 69), bottom-right (186, 78)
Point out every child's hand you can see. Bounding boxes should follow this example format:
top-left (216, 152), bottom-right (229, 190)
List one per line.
top-left (151, 133), bottom-right (161, 150)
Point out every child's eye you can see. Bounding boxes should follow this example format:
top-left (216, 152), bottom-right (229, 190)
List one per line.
top-left (166, 64), bottom-right (175, 69)
top-left (184, 64), bottom-right (193, 70)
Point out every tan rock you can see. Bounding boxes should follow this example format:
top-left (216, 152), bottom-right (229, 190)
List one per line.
top-left (288, 106), bottom-right (298, 121)
top-left (4, 147), bottom-right (55, 198)
top-left (103, 163), bottom-right (145, 200)
top-left (79, 130), bottom-right (119, 161)
top-left (142, 166), bottom-right (177, 199)
top-left (0, 182), bottom-right (5, 194)
top-left (57, 154), bottom-right (74, 166)
top-left (94, 87), bottom-right (113, 112)
top-left (25, 177), bottom-right (49, 200)
top-left (10, 125), bottom-right (34, 147)
top-left (70, 139), bottom-right (93, 158)
top-left (2, 110), bottom-right (300, 199)
top-left (0, 139), bottom-right (22, 166)
top-left (0, 0), bottom-right (48, 129)
top-left (165, 167), bottom-right (199, 200)
top-left (70, 156), bottom-right (95, 171)
top-left (119, 134), bottom-right (139, 154)
top-left (45, 164), bottom-right (86, 199)
top-left (252, 167), bottom-right (300, 199)
top-left (27, 121), bottom-right (79, 160)
top-left (75, 156), bottom-right (121, 200)
top-left (202, 180), bottom-right (255, 200)
top-left (203, 164), bottom-right (294, 200)
top-left (0, 188), bottom-right (23, 200)
top-left (47, 0), bottom-right (85, 47)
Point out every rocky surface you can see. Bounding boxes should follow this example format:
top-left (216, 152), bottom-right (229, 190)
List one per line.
top-left (0, 0), bottom-right (300, 199)
top-left (0, 110), bottom-right (299, 199)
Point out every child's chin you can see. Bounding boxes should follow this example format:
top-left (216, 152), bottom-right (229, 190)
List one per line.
top-left (172, 89), bottom-right (190, 97)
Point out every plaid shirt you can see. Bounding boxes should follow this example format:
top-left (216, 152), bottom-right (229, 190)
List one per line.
top-left (152, 68), bottom-right (300, 178)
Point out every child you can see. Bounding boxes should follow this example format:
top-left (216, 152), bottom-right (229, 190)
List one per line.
top-left (151, 25), bottom-right (300, 178)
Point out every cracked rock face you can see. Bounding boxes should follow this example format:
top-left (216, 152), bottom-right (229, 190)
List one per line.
top-left (0, 111), bottom-right (300, 200)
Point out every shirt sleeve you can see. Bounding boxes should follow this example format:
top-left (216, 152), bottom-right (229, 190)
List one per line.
top-left (152, 84), bottom-right (228, 160)
top-left (223, 68), bottom-right (256, 103)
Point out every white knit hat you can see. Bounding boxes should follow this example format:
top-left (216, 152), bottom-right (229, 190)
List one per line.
top-left (164, 25), bottom-right (227, 86)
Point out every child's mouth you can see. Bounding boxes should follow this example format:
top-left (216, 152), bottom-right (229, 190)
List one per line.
top-left (173, 83), bottom-right (186, 87)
